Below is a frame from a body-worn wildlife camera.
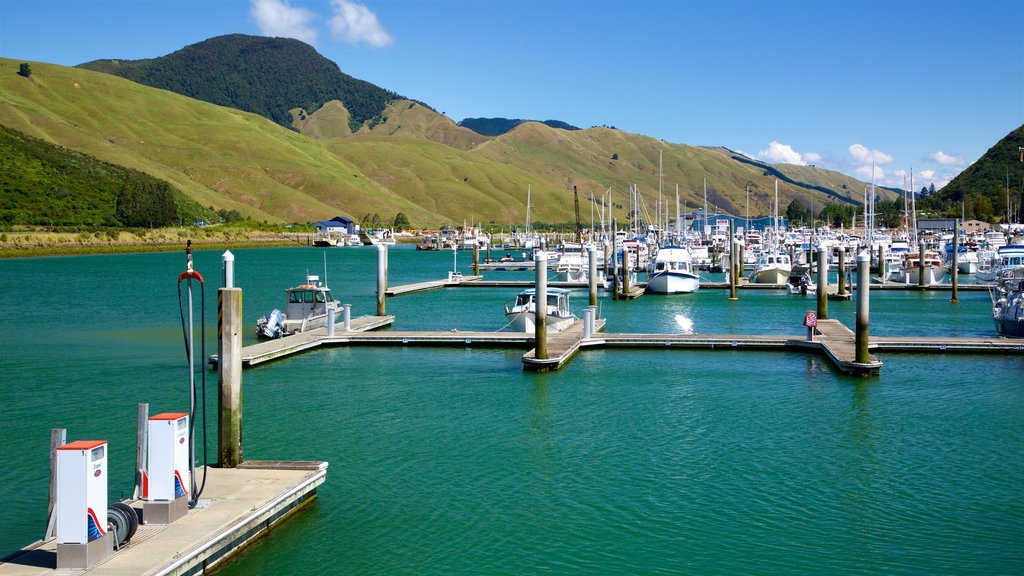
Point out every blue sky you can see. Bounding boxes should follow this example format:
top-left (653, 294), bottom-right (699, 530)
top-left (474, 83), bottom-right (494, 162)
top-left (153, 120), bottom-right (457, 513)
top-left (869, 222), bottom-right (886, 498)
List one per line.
top-left (1, 0), bottom-right (1021, 190)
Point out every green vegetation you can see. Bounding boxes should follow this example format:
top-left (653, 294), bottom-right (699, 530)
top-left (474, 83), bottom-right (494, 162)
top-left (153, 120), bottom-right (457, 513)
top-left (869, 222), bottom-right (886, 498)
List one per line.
top-left (459, 117), bottom-right (580, 136)
top-left (17, 63), bottom-right (31, 78)
top-left (920, 124), bottom-right (1024, 222)
top-left (79, 34), bottom-right (409, 132)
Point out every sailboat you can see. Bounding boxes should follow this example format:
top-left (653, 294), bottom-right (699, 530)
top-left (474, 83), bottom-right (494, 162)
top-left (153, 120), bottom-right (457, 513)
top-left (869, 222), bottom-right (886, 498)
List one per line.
top-left (749, 180), bottom-right (792, 284)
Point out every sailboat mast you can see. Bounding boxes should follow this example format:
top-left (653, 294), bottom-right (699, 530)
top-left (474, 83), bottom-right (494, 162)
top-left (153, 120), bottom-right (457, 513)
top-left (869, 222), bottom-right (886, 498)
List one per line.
top-left (910, 167), bottom-right (916, 245)
top-left (703, 176), bottom-right (708, 241)
top-left (675, 184), bottom-right (681, 240)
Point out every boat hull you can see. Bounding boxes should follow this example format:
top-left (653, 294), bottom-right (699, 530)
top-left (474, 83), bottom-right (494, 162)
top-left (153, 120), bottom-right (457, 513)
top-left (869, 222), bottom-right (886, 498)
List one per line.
top-left (900, 266), bottom-right (947, 285)
top-left (505, 311), bottom-right (576, 333)
top-left (646, 271), bottom-right (700, 294)
top-left (993, 316), bottom-right (1024, 337)
top-left (750, 267), bottom-right (790, 284)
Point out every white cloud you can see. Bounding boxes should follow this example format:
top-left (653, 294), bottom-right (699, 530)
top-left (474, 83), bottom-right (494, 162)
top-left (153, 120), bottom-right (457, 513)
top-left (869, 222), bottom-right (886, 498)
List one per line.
top-left (329, 0), bottom-right (393, 47)
top-left (849, 143), bottom-right (894, 165)
top-left (250, 0), bottom-right (318, 44)
top-left (758, 141), bottom-right (809, 165)
top-left (804, 152), bottom-right (823, 164)
top-left (855, 164), bottom-right (885, 182)
top-left (919, 169), bottom-right (936, 180)
top-left (927, 151), bottom-right (965, 166)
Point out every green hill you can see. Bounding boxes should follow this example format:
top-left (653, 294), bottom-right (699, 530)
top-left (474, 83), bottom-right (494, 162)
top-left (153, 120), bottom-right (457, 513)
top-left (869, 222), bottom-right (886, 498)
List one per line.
top-left (79, 34), bottom-right (407, 132)
top-left (2, 57), bottom-right (899, 230)
top-left (921, 124), bottom-right (1024, 222)
top-left (459, 117), bottom-right (580, 136)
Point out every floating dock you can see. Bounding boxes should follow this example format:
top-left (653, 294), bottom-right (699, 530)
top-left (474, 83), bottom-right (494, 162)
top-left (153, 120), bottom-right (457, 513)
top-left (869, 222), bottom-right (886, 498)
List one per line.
top-left (523, 319), bottom-right (606, 371)
top-left (0, 461), bottom-right (327, 576)
top-left (212, 315), bottom-right (394, 367)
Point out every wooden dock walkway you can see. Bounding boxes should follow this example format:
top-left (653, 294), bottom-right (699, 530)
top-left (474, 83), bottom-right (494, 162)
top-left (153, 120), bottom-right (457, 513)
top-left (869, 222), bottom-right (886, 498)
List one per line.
top-left (211, 315), bottom-right (395, 367)
top-left (812, 319), bottom-right (883, 375)
top-left (0, 462), bottom-right (327, 576)
top-left (523, 319), bottom-right (605, 371)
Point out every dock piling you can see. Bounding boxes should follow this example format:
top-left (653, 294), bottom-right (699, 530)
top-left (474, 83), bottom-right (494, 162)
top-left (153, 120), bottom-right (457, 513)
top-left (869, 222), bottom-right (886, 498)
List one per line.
top-left (343, 303), bottom-right (351, 331)
top-left (622, 249), bottom-right (631, 297)
top-left (222, 250), bottom-right (235, 288)
top-left (583, 307), bottom-right (594, 339)
top-left (918, 240), bottom-right (927, 288)
top-left (473, 243), bottom-right (480, 275)
top-left (376, 244), bottom-right (387, 316)
top-left (951, 219), bottom-right (960, 303)
top-left (535, 250), bottom-right (548, 360)
top-left (327, 308), bottom-right (336, 337)
top-left (218, 286), bottom-right (243, 468)
top-left (44, 427), bottom-right (66, 539)
top-left (837, 249), bottom-right (847, 296)
top-left (877, 244), bottom-right (884, 276)
top-left (729, 220), bottom-right (738, 300)
top-left (856, 251), bottom-right (870, 365)
top-left (817, 244), bottom-right (828, 319)
top-left (588, 244), bottom-right (598, 307)
top-left (612, 220), bottom-right (620, 301)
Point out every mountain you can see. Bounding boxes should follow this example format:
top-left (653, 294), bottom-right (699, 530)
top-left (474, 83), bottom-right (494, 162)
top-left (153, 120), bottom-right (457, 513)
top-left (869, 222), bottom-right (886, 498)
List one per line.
top-left (922, 124), bottom-right (1024, 221)
top-left (2, 56), bottom-right (894, 229)
top-left (78, 34), bottom-right (407, 132)
top-left (459, 118), bottom-right (580, 136)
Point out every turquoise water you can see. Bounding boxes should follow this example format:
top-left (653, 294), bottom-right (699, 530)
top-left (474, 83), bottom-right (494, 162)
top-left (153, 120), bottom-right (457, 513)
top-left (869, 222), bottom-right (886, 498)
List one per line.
top-left (1, 246), bottom-right (1022, 574)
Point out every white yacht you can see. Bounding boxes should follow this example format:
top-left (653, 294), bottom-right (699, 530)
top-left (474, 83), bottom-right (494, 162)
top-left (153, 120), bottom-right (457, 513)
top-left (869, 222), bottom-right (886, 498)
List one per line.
top-left (898, 250), bottom-right (947, 285)
top-left (749, 249), bottom-right (792, 284)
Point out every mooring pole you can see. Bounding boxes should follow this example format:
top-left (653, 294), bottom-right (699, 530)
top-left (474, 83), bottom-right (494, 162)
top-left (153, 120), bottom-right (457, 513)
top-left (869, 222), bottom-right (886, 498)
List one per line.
top-left (535, 250), bottom-right (548, 360)
top-left (951, 219), bottom-right (960, 303)
top-left (728, 220), bottom-right (738, 300)
top-left (837, 248), bottom-right (847, 296)
top-left (918, 240), bottom-right (927, 289)
top-left (612, 219), bottom-right (620, 301)
top-left (816, 244), bottom-right (829, 319)
top-left (622, 248), bottom-right (631, 297)
top-left (877, 244), bottom-right (884, 276)
top-left (856, 251), bottom-right (871, 364)
top-left (588, 244), bottom-right (598, 307)
top-left (376, 243), bottom-right (387, 315)
top-left (44, 427), bottom-right (67, 539)
top-left (343, 303), bottom-right (351, 331)
top-left (473, 243), bottom-right (480, 276)
top-left (218, 283), bottom-right (243, 468)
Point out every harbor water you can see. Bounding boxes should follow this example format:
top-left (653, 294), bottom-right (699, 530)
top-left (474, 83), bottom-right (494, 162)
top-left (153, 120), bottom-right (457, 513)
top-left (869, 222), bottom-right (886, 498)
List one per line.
top-left (1, 245), bottom-right (1021, 575)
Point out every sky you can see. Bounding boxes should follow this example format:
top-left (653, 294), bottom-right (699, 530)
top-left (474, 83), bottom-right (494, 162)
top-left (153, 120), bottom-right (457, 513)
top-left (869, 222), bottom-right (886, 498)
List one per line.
top-left (1, 0), bottom-right (1022, 190)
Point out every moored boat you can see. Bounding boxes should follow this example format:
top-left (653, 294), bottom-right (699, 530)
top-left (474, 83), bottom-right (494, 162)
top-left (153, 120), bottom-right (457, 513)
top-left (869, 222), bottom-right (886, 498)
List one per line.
top-left (646, 246), bottom-right (700, 294)
top-left (749, 249), bottom-right (792, 284)
top-left (256, 275), bottom-right (339, 338)
top-left (991, 270), bottom-right (1024, 337)
top-left (503, 287), bottom-right (576, 333)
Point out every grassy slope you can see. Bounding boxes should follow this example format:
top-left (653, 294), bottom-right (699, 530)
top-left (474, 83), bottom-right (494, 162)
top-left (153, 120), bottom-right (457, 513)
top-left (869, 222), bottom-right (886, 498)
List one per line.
top-left (1, 58), bottom-right (883, 228)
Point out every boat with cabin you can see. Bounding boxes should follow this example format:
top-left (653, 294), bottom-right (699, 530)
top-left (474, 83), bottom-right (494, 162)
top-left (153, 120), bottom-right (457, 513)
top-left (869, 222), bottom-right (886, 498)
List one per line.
top-left (503, 287), bottom-right (576, 333)
top-left (991, 269), bottom-right (1024, 337)
top-left (897, 249), bottom-right (947, 285)
top-left (256, 275), bottom-right (339, 339)
top-left (749, 249), bottom-right (792, 284)
top-left (645, 246), bottom-right (700, 294)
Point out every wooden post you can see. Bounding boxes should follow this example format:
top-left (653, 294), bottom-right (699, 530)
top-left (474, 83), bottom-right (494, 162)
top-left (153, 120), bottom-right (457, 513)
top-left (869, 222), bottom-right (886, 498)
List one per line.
top-left (218, 287), bottom-right (243, 468)
top-left (817, 245), bottom-right (829, 319)
top-left (472, 243), bottom-right (480, 276)
top-left (535, 250), bottom-right (548, 359)
top-left (856, 251), bottom-right (870, 364)
top-left (45, 427), bottom-right (67, 539)
top-left (918, 240), bottom-right (927, 288)
top-left (837, 248), bottom-right (847, 296)
top-left (877, 244), bottom-right (884, 276)
top-left (622, 248), bottom-right (631, 297)
top-left (951, 219), bottom-right (960, 303)
top-left (376, 244), bottom-right (387, 315)
top-left (133, 403), bottom-right (149, 499)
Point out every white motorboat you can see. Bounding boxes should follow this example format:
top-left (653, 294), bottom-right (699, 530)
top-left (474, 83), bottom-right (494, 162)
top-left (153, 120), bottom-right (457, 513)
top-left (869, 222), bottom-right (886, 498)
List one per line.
top-left (749, 249), bottom-right (792, 284)
top-left (956, 250), bottom-right (978, 274)
top-left (898, 250), bottom-right (947, 285)
top-left (991, 270), bottom-right (1024, 337)
top-left (975, 249), bottom-right (1001, 282)
top-left (786, 265), bottom-right (816, 295)
top-left (646, 246), bottom-right (700, 294)
top-left (503, 287), bottom-right (576, 333)
top-left (256, 275), bottom-right (339, 338)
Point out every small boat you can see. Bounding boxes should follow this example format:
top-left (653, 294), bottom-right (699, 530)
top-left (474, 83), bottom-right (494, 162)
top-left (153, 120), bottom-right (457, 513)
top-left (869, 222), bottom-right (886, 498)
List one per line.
top-left (312, 235), bottom-right (338, 247)
top-left (646, 246), bottom-right (700, 294)
top-left (749, 249), bottom-right (792, 284)
top-left (975, 249), bottom-right (1001, 282)
top-left (503, 287), bottom-right (576, 333)
top-left (991, 271), bottom-right (1024, 337)
top-left (786, 265), bottom-right (816, 295)
top-left (256, 275), bottom-right (339, 338)
top-left (898, 250), bottom-right (947, 285)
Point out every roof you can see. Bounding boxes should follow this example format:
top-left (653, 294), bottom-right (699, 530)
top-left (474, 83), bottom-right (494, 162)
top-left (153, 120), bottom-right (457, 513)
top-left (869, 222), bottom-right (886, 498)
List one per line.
top-left (520, 287), bottom-right (571, 295)
top-left (329, 216), bottom-right (354, 224)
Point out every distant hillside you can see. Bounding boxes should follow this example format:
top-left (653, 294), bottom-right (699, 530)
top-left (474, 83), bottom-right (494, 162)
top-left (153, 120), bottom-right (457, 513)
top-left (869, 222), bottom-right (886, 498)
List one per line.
top-left (459, 117), bottom-right (580, 136)
top-left (923, 124), bottom-right (1024, 221)
top-left (0, 123), bottom-right (208, 227)
top-left (79, 34), bottom-right (407, 131)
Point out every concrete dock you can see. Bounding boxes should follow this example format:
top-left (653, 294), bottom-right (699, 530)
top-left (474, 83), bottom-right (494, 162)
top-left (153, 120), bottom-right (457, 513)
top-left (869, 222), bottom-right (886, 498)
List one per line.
top-left (0, 462), bottom-right (327, 576)
top-left (523, 319), bottom-right (606, 371)
top-left (211, 315), bottom-right (394, 367)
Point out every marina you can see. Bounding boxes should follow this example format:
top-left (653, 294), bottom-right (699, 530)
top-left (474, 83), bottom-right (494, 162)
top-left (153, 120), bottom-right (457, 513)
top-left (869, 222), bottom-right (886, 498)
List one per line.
top-left (1, 245), bottom-right (1022, 576)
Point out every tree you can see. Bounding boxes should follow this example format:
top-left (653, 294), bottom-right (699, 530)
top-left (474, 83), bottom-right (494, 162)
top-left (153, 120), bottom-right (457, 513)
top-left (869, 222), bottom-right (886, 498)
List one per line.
top-left (785, 198), bottom-right (810, 225)
top-left (17, 63), bottom-right (31, 78)
top-left (928, 183), bottom-right (936, 196)
top-left (392, 212), bottom-right (411, 231)
top-left (921, 186), bottom-right (929, 198)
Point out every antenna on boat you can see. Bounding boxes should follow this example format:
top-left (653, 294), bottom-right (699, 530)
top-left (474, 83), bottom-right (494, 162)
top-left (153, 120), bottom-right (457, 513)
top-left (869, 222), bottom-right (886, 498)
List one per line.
top-left (323, 250), bottom-right (328, 287)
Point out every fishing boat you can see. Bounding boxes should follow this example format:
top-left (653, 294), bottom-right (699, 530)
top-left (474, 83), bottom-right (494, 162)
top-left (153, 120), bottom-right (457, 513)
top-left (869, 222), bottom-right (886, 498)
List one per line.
top-left (312, 235), bottom-right (339, 247)
top-left (645, 246), bottom-right (700, 294)
top-left (974, 248), bottom-right (1001, 282)
top-left (991, 270), bottom-right (1024, 337)
top-left (786, 264), bottom-right (816, 295)
top-left (256, 275), bottom-right (339, 339)
top-left (749, 249), bottom-right (792, 284)
top-left (503, 287), bottom-right (576, 333)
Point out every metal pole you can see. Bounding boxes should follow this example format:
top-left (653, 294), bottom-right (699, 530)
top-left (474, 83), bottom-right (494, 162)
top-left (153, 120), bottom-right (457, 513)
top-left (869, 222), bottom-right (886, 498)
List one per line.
top-left (327, 307), bottom-right (336, 337)
top-left (45, 427), bottom-right (67, 539)
top-left (218, 287), bottom-right (243, 468)
top-left (376, 244), bottom-right (387, 315)
top-left (583, 307), bottom-right (594, 339)
top-left (951, 219), bottom-right (960, 303)
top-left (343, 303), bottom-right (351, 331)
top-left (877, 244), bottom-right (884, 276)
top-left (837, 248), bottom-right (847, 296)
top-left (535, 250), bottom-right (548, 359)
top-left (622, 248), bottom-right (631, 296)
top-left (612, 219), bottom-right (620, 301)
top-left (221, 250), bottom-right (234, 289)
top-left (133, 403), bottom-right (149, 499)
top-left (728, 220), bottom-right (737, 300)
top-left (588, 244), bottom-right (598, 307)
top-left (817, 244), bottom-right (829, 319)
top-left (856, 251), bottom-right (870, 364)
top-left (473, 243), bottom-right (480, 276)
